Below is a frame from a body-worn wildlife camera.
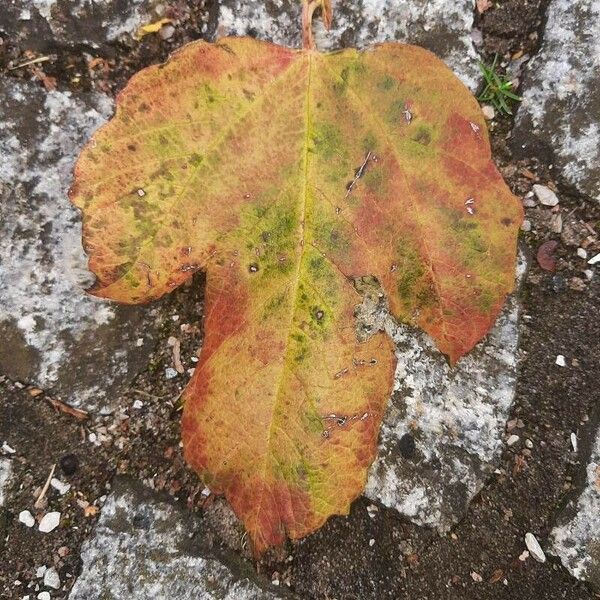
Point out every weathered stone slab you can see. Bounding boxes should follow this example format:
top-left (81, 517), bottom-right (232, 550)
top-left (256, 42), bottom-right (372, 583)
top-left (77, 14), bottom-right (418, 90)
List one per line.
top-left (0, 0), bottom-right (154, 50)
top-left (551, 429), bottom-right (600, 591)
top-left (68, 478), bottom-right (284, 600)
top-left (214, 0), bottom-right (480, 90)
top-left (0, 459), bottom-right (12, 508)
top-left (0, 78), bottom-right (156, 413)
top-left (513, 0), bottom-right (600, 202)
top-left (365, 255), bottom-right (526, 530)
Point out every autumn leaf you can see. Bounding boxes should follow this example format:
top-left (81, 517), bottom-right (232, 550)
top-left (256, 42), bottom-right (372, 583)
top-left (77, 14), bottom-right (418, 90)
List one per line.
top-left (70, 34), bottom-right (522, 552)
top-left (134, 18), bottom-right (174, 40)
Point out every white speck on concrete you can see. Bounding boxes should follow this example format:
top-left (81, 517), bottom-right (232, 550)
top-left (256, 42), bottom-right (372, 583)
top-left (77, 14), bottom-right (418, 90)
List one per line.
top-left (0, 458), bottom-right (12, 507)
top-left (38, 592), bottom-right (51, 600)
top-left (507, 434), bottom-right (520, 447)
top-left (365, 254), bottom-right (525, 530)
top-left (588, 254), bottom-right (600, 266)
top-left (2, 442), bottom-right (16, 454)
top-left (216, 0), bottom-right (480, 91)
top-left (38, 511), bottom-right (61, 533)
top-left (68, 481), bottom-right (282, 599)
top-left (525, 532), bottom-right (546, 563)
top-left (552, 428), bottom-right (600, 586)
top-left (556, 355), bottom-right (567, 367)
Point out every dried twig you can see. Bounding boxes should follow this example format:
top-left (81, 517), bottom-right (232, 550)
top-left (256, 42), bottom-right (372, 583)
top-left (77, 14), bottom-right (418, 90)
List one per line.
top-left (34, 464), bottom-right (56, 509)
top-left (8, 56), bottom-right (51, 70)
top-left (47, 397), bottom-right (89, 421)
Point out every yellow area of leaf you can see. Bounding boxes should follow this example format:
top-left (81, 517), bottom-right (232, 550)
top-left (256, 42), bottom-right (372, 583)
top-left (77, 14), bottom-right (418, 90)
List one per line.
top-left (70, 38), bottom-right (522, 552)
top-left (134, 18), bottom-right (173, 40)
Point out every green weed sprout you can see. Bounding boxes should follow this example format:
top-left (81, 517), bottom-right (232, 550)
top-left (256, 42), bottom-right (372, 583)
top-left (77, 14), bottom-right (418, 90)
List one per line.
top-left (478, 55), bottom-right (522, 116)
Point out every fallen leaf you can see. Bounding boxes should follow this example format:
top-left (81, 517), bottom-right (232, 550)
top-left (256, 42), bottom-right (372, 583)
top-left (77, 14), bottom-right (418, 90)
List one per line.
top-left (520, 168), bottom-right (537, 180)
top-left (536, 240), bottom-right (559, 271)
top-left (48, 397), bottom-right (89, 421)
top-left (135, 18), bottom-right (173, 40)
top-left (71, 38), bottom-right (522, 552)
top-left (489, 569), bottom-right (504, 583)
top-left (84, 505), bottom-right (99, 517)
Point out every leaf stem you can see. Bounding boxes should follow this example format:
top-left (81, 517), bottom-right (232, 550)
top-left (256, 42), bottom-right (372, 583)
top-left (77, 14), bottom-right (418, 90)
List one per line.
top-left (302, 0), bottom-right (332, 50)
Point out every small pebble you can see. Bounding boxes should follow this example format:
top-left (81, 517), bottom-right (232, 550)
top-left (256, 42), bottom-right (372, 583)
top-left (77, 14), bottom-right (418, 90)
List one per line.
top-left (521, 219), bottom-right (532, 232)
top-left (2, 441), bottom-right (16, 454)
top-left (569, 277), bottom-right (586, 292)
top-left (37, 593), bottom-right (50, 600)
top-left (136, 338), bottom-right (144, 347)
top-left (571, 432), bottom-right (578, 453)
top-left (470, 571), bottom-right (483, 583)
top-left (522, 197), bottom-right (537, 208)
top-left (533, 184), bottom-right (559, 207)
top-left (588, 253), bottom-right (600, 265)
top-left (369, 538), bottom-right (375, 547)
top-left (584, 269), bottom-right (594, 280)
top-left (18, 510), bottom-right (35, 528)
top-left (519, 550), bottom-right (530, 561)
top-left (366, 504), bottom-right (378, 519)
top-left (50, 478), bottom-right (71, 495)
top-left (43, 567), bottom-right (60, 590)
top-left (577, 248), bottom-right (588, 260)
top-left (165, 367), bottom-right (178, 379)
top-left (38, 511), bottom-right (60, 533)
top-left (550, 213), bottom-right (562, 234)
top-left (507, 434), bottom-right (520, 446)
top-left (132, 399), bottom-right (144, 410)
top-left (35, 566), bottom-right (47, 578)
top-left (159, 24), bottom-right (175, 40)
top-left (555, 355), bottom-right (566, 367)
top-left (482, 105), bottom-right (495, 120)
top-left (525, 439), bottom-right (533, 449)
top-left (525, 532), bottom-right (546, 563)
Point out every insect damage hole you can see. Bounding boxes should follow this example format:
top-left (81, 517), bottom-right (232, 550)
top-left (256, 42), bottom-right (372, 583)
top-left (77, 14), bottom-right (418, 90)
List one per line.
top-left (351, 275), bottom-right (389, 343)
